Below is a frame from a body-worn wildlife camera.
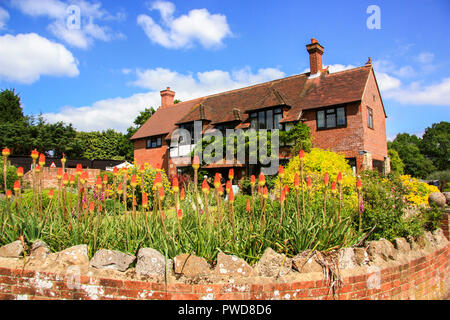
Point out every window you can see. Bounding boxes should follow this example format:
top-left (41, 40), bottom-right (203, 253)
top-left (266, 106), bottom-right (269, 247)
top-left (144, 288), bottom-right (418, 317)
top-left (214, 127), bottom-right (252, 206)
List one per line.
top-left (249, 107), bottom-right (283, 130)
top-left (146, 136), bottom-right (162, 149)
top-left (179, 122), bottom-right (195, 144)
top-left (367, 107), bottom-right (374, 129)
top-left (317, 106), bottom-right (346, 129)
top-left (215, 123), bottom-right (237, 135)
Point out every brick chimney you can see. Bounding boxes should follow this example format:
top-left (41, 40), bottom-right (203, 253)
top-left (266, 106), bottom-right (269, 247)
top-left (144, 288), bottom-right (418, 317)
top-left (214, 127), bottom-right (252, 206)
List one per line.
top-left (160, 87), bottom-right (175, 108)
top-left (306, 38), bottom-right (324, 76)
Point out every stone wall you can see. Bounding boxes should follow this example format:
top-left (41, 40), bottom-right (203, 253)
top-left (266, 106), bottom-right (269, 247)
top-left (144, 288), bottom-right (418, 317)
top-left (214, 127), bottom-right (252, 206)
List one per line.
top-left (0, 230), bottom-right (448, 300)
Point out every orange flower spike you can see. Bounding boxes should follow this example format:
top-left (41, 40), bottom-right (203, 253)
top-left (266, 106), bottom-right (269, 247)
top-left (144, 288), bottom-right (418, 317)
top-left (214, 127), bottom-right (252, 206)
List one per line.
top-left (103, 174), bottom-right (108, 185)
top-left (130, 174), bottom-right (137, 188)
top-left (213, 173), bottom-right (221, 189)
top-left (294, 173), bottom-right (300, 190)
top-left (57, 168), bottom-right (63, 180)
top-left (280, 189), bottom-right (286, 202)
top-left (263, 186), bottom-right (269, 199)
top-left (2, 148), bottom-right (10, 157)
top-left (172, 176), bottom-right (179, 193)
top-left (96, 176), bottom-right (102, 189)
top-left (228, 188), bottom-right (235, 203)
top-left (81, 171), bottom-right (88, 184)
top-left (76, 164), bottom-right (82, 176)
top-left (180, 187), bottom-right (185, 201)
top-left (61, 153), bottom-right (66, 165)
top-left (250, 175), bottom-right (256, 187)
top-left (98, 204), bottom-right (103, 212)
top-left (337, 172), bottom-right (343, 184)
top-left (258, 172), bottom-right (265, 186)
top-left (306, 177), bottom-right (312, 189)
top-left (299, 149), bottom-right (305, 161)
top-left (192, 155), bottom-right (200, 170)
top-left (112, 167), bottom-right (119, 176)
top-left (284, 184), bottom-right (289, 195)
top-left (324, 172), bottom-right (329, 186)
top-left (17, 167), bottom-right (24, 178)
top-left (89, 201), bottom-right (95, 213)
top-left (226, 180), bottom-right (232, 194)
top-left (62, 173), bottom-right (69, 186)
top-left (69, 174), bottom-right (75, 186)
top-left (142, 193), bottom-right (148, 209)
top-left (278, 165), bottom-right (284, 179)
top-left (13, 180), bottom-right (20, 192)
top-left (177, 208), bottom-right (183, 220)
top-left (155, 172), bottom-right (163, 188)
top-left (6, 190), bottom-right (12, 199)
top-left (161, 211), bottom-right (166, 222)
top-left (257, 185), bottom-right (261, 195)
top-left (31, 149), bottom-right (39, 160)
top-left (218, 185), bottom-right (224, 196)
top-left (139, 164), bottom-right (145, 174)
top-left (159, 186), bottom-right (165, 201)
top-left (202, 178), bottom-right (210, 194)
top-left (246, 199), bottom-right (251, 213)
top-left (117, 183), bottom-right (123, 195)
top-left (356, 178), bottom-right (362, 190)
top-left (48, 189), bottom-right (54, 199)
top-left (228, 168), bottom-right (234, 181)
top-left (38, 153), bottom-right (45, 167)
top-left (331, 181), bottom-right (337, 194)
top-left (35, 164), bottom-right (41, 173)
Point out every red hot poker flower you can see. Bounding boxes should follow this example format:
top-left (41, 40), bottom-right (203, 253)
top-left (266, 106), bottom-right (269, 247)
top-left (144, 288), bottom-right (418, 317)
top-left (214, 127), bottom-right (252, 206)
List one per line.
top-left (177, 209), bottom-right (183, 220)
top-left (299, 149), bottom-right (305, 160)
top-left (35, 164), bottom-right (41, 173)
top-left (250, 175), bottom-right (256, 186)
top-left (113, 167), bottom-right (119, 176)
top-left (103, 174), bottom-right (108, 185)
top-left (130, 174), bottom-right (137, 187)
top-left (331, 181), bottom-right (337, 194)
top-left (246, 199), bottom-right (251, 212)
top-left (228, 188), bottom-right (235, 203)
top-left (284, 184), bottom-right (289, 195)
top-left (159, 186), bottom-right (165, 201)
top-left (142, 193), bottom-right (148, 208)
top-left (57, 168), bottom-right (63, 180)
top-left (258, 173), bottom-right (265, 186)
top-left (76, 164), bottom-right (82, 176)
top-left (180, 187), bottom-right (185, 201)
top-left (31, 149), bottom-right (39, 160)
top-left (172, 176), bottom-right (179, 193)
top-left (337, 172), bottom-right (343, 184)
top-left (324, 172), bottom-right (329, 186)
top-left (81, 171), bottom-right (88, 184)
top-left (95, 176), bottom-right (102, 189)
top-left (139, 164), bottom-right (145, 174)
top-left (202, 178), bottom-right (210, 194)
top-left (17, 167), bottom-right (24, 178)
top-left (294, 173), bottom-right (300, 189)
top-left (263, 186), bottom-right (269, 199)
top-left (278, 166), bottom-right (284, 178)
top-left (6, 190), bottom-right (12, 199)
top-left (356, 178), bottom-right (362, 190)
top-left (228, 168), bottom-right (234, 180)
top-left (306, 177), bottom-right (312, 189)
top-left (192, 155), bottom-right (200, 170)
top-left (89, 201), bottom-right (95, 213)
top-left (69, 174), bottom-right (75, 185)
top-left (2, 148), bottom-right (10, 157)
top-left (226, 180), bottom-right (232, 194)
top-left (214, 173), bottom-right (221, 189)
top-left (154, 172), bottom-right (163, 188)
top-left (117, 183), bottom-right (123, 195)
top-left (48, 189), bottom-right (54, 199)
top-left (13, 180), bottom-right (20, 192)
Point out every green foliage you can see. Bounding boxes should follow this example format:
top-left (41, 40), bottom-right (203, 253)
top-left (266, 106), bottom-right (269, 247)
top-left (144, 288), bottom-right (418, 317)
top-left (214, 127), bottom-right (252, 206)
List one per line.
top-left (0, 89), bottom-right (24, 123)
top-left (0, 159), bottom-right (18, 193)
top-left (420, 121), bottom-right (449, 171)
top-left (75, 130), bottom-right (130, 160)
top-left (427, 170), bottom-right (450, 191)
top-left (280, 122), bottom-right (312, 155)
top-left (389, 133), bottom-right (435, 178)
top-left (388, 148), bottom-right (404, 175)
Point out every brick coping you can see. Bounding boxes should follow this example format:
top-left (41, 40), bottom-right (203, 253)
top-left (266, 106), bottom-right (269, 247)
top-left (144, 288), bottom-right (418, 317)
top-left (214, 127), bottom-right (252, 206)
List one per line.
top-left (0, 243), bottom-right (448, 300)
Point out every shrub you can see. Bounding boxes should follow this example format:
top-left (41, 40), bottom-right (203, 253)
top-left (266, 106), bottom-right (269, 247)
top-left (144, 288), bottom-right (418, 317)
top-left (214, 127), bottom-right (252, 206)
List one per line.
top-left (400, 175), bottom-right (440, 207)
top-left (0, 158), bottom-right (18, 193)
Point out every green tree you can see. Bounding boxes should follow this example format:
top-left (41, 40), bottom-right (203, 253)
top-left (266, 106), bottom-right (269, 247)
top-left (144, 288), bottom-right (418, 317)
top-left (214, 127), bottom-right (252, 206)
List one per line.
top-left (281, 122), bottom-right (312, 154)
top-left (388, 148), bottom-right (404, 175)
top-left (420, 121), bottom-right (449, 171)
top-left (75, 130), bottom-right (130, 160)
top-left (0, 89), bottom-right (24, 123)
top-left (389, 133), bottom-right (435, 178)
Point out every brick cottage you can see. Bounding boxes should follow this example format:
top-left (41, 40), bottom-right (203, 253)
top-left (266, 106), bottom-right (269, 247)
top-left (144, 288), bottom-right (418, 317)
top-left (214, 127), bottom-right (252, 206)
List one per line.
top-left (131, 39), bottom-right (389, 179)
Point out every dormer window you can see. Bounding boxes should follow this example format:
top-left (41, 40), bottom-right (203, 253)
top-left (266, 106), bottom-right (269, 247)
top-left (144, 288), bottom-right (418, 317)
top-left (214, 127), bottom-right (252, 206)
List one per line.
top-left (146, 136), bottom-right (162, 149)
top-left (249, 107), bottom-right (283, 130)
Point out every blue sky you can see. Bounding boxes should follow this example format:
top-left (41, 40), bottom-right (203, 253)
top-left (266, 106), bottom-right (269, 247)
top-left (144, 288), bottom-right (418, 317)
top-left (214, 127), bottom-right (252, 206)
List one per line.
top-left (0, 0), bottom-right (449, 139)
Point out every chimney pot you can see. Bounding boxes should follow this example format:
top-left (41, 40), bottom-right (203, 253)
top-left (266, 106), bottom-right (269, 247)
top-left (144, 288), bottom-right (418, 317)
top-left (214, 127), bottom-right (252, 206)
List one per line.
top-left (306, 38), bottom-right (324, 76)
top-left (160, 87), bottom-right (175, 108)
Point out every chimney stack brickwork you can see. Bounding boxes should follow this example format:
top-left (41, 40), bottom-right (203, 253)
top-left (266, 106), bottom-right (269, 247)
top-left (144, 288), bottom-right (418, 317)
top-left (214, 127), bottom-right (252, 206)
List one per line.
top-left (306, 38), bottom-right (324, 75)
top-left (160, 87), bottom-right (175, 109)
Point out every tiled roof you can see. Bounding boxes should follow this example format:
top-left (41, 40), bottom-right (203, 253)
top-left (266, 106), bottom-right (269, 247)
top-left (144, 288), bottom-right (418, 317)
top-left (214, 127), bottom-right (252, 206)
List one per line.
top-left (131, 65), bottom-right (373, 140)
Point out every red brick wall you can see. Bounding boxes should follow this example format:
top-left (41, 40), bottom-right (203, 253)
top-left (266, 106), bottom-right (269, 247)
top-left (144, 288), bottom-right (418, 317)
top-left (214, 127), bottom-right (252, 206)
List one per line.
top-left (441, 209), bottom-right (450, 240)
top-left (361, 69), bottom-right (388, 161)
top-left (22, 167), bottom-right (100, 189)
top-left (133, 139), bottom-right (168, 170)
top-left (0, 244), bottom-right (447, 300)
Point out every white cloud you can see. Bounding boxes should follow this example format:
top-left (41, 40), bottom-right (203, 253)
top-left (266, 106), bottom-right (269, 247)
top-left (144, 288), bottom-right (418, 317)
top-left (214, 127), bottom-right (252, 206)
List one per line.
top-left (0, 33), bottom-right (79, 84)
top-left (416, 52), bottom-right (434, 64)
top-left (137, 1), bottom-right (232, 49)
top-left (374, 71), bottom-right (402, 91)
top-left (0, 7), bottom-right (9, 30)
top-left (44, 66), bottom-right (285, 132)
top-left (12, 0), bottom-right (123, 49)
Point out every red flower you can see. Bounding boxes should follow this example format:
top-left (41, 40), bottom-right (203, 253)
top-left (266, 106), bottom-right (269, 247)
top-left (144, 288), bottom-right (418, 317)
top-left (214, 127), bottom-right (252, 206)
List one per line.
top-left (139, 164), bottom-right (145, 174)
top-left (69, 174), bottom-right (75, 185)
top-left (2, 148), bottom-right (10, 157)
top-left (280, 190), bottom-right (286, 202)
top-left (159, 186), bottom-right (165, 200)
top-left (324, 172), bottom-right (329, 186)
top-left (103, 174), bottom-right (108, 185)
top-left (57, 168), bottom-right (63, 180)
top-left (61, 153), bottom-right (66, 164)
top-left (117, 183), bottom-right (123, 195)
top-left (278, 166), bottom-right (284, 178)
top-left (263, 186), bottom-right (269, 199)
top-left (130, 174), bottom-right (137, 187)
top-left (13, 180), bottom-right (20, 192)
top-left (180, 187), bottom-right (185, 201)
top-left (31, 149), bottom-right (39, 160)
top-left (226, 180), bottom-right (232, 194)
top-left (356, 178), bottom-right (362, 190)
top-left (246, 199), bottom-right (251, 212)
top-left (228, 188), bottom-right (235, 203)
top-left (96, 176), bottom-right (102, 189)
top-left (113, 167), bottom-right (119, 176)
top-left (142, 193), bottom-right (148, 208)
top-left (172, 176), bottom-right (179, 192)
top-left (294, 173), bottom-right (300, 189)
top-left (257, 185), bottom-right (261, 194)
top-left (284, 184), bottom-right (289, 195)
top-left (6, 190), bottom-right (12, 199)
top-left (81, 171), bottom-right (88, 184)
top-left (228, 168), bottom-right (234, 180)
top-left (38, 153), bottom-right (45, 167)
top-left (89, 201), bottom-right (95, 213)
top-left (48, 189), bottom-right (54, 199)
top-left (331, 181), bottom-right (337, 193)
top-left (17, 167), bottom-right (24, 178)
top-left (299, 150), bottom-right (305, 161)
top-left (306, 177), bottom-right (312, 189)
top-left (177, 209), bottom-right (183, 220)
top-left (76, 164), bottom-right (83, 176)
top-left (218, 185), bottom-right (224, 196)
top-left (213, 173), bottom-right (221, 189)
top-left (202, 178), bottom-right (210, 194)
top-left (258, 173), bottom-right (265, 186)
top-left (250, 175), bottom-right (256, 186)
top-left (35, 164), bottom-right (41, 173)
top-left (337, 172), bottom-right (343, 183)
top-left (192, 155), bottom-right (200, 170)
top-left (154, 172), bottom-right (163, 188)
